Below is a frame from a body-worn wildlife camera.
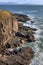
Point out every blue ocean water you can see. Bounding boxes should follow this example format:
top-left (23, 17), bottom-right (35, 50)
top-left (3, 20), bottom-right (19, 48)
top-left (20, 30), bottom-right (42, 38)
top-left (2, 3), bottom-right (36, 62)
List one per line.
top-left (0, 5), bottom-right (43, 65)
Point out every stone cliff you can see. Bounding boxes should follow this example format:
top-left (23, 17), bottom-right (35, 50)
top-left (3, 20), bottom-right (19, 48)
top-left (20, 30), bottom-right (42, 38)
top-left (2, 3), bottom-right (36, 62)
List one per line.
top-left (0, 10), bottom-right (18, 46)
top-left (0, 10), bottom-right (36, 65)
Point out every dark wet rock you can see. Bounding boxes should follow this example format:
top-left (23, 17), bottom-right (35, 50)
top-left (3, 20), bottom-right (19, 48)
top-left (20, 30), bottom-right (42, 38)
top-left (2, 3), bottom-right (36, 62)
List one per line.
top-left (12, 13), bottom-right (31, 22)
top-left (18, 23), bottom-right (37, 32)
top-left (15, 32), bottom-right (25, 38)
top-left (31, 28), bottom-right (37, 31)
top-left (15, 31), bottom-right (35, 42)
top-left (17, 23), bottom-right (35, 42)
top-left (31, 21), bottom-right (34, 23)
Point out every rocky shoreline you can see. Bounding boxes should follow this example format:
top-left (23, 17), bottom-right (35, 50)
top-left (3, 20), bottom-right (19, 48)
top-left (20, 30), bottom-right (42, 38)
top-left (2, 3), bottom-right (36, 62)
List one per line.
top-left (0, 10), bottom-right (37, 65)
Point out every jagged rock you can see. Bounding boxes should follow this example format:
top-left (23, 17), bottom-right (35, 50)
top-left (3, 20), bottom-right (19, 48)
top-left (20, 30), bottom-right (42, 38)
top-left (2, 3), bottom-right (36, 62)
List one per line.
top-left (16, 23), bottom-right (35, 42)
top-left (31, 21), bottom-right (34, 23)
top-left (4, 37), bottom-right (25, 49)
top-left (12, 13), bottom-right (31, 22)
top-left (18, 24), bottom-right (37, 32)
top-left (18, 23), bottom-right (37, 42)
top-left (0, 47), bottom-right (34, 65)
top-left (31, 28), bottom-right (37, 31)
top-left (15, 31), bottom-right (35, 42)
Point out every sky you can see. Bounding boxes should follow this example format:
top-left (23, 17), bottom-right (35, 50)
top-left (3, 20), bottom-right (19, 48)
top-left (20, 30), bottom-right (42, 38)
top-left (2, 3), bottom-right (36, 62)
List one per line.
top-left (0, 0), bottom-right (43, 5)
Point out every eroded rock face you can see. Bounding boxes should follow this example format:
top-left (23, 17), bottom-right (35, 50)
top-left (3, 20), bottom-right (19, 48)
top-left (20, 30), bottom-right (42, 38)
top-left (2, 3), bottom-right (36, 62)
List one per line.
top-left (0, 10), bottom-right (35, 65)
top-left (0, 10), bottom-right (18, 46)
top-left (0, 47), bottom-right (34, 65)
top-left (0, 10), bottom-right (18, 32)
top-left (0, 10), bottom-right (36, 48)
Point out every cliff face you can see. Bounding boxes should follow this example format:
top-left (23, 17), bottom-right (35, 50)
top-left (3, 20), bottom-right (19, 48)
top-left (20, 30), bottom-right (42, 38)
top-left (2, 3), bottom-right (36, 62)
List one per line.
top-left (0, 10), bottom-right (35, 65)
top-left (0, 10), bottom-right (18, 46)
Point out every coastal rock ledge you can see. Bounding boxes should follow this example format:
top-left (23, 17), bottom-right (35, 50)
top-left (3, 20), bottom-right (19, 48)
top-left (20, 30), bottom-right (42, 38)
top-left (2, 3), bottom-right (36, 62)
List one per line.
top-left (0, 10), bottom-right (35, 65)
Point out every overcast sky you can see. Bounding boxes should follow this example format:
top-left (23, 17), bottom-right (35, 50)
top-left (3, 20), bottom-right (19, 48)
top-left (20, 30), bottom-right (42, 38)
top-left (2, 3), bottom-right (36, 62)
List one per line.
top-left (0, 0), bottom-right (43, 5)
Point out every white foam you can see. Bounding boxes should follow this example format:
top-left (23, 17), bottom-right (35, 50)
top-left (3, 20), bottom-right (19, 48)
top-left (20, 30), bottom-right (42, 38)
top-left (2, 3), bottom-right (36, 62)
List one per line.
top-left (27, 20), bottom-right (31, 24)
top-left (30, 52), bottom-right (43, 65)
top-left (28, 15), bottom-right (35, 20)
top-left (23, 23), bottom-right (32, 27)
top-left (35, 28), bottom-right (41, 34)
top-left (15, 11), bottom-right (24, 14)
top-left (30, 28), bottom-right (43, 65)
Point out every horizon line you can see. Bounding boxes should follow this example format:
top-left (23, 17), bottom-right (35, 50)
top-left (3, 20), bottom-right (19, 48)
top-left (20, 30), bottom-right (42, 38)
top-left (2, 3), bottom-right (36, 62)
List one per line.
top-left (0, 2), bottom-right (43, 5)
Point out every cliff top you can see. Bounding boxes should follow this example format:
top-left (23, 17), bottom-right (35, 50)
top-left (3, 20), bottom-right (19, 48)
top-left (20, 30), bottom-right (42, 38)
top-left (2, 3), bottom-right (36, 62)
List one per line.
top-left (0, 10), bottom-right (11, 16)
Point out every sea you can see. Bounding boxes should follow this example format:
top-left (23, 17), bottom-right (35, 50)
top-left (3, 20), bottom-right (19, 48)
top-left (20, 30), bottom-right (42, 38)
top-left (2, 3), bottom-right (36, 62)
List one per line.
top-left (0, 5), bottom-right (43, 65)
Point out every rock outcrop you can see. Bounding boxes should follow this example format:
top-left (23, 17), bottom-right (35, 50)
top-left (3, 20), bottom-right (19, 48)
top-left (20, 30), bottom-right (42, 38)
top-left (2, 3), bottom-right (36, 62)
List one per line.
top-left (0, 10), bottom-right (36, 47)
top-left (12, 13), bottom-right (31, 22)
top-left (0, 10), bottom-right (36, 65)
top-left (0, 47), bottom-right (34, 65)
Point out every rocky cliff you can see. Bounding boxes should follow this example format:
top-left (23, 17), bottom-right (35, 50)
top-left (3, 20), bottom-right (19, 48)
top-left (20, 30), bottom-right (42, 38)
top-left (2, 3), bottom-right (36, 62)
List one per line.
top-left (0, 10), bottom-right (18, 46)
top-left (0, 10), bottom-right (36, 65)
